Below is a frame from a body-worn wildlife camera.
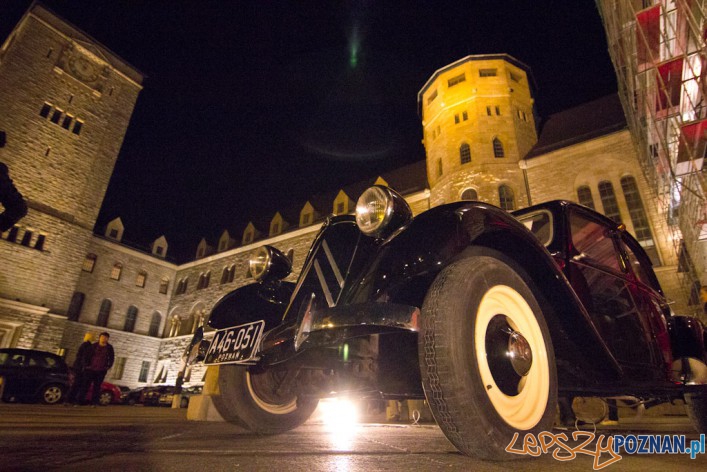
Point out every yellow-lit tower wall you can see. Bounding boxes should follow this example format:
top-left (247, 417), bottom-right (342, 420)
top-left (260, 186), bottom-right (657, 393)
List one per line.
top-left (419, 55), bottom-right (538, 209)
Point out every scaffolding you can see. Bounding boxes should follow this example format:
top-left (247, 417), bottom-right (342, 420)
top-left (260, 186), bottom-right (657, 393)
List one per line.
top-left (596, 0), bottom-right (707, 318)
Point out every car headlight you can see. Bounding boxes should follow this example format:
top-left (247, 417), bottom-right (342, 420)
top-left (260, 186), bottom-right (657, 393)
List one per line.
top-left (355, 185), bottom-right (412, 238)
top-left (249, 245), bottom-right (292, 281)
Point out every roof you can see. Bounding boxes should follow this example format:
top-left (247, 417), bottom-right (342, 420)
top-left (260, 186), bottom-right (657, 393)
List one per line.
top-left (525, 94), bottom-right (627, 159)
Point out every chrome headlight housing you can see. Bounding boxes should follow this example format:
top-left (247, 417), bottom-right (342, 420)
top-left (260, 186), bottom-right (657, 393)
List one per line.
top-left (249, 245), bottom-right (292, 281)
top-left (355, 185), bottom-right (412, 238)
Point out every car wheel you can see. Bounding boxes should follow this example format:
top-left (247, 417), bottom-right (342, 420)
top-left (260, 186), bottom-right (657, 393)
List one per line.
top-left (40, 384), bottom-right (65, 405)
top-left (212, 364), bottom-right (319, 433)
top-left (98, 391), bottom-right (113, 406)
top-left (685, 392), bottom-right (707, 433)
top-left (418, 253), bottom-right (558, 460)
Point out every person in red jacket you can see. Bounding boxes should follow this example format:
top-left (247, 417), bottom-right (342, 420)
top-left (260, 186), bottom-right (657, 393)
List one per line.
top-left (77, 332), bottom-right (115, 406)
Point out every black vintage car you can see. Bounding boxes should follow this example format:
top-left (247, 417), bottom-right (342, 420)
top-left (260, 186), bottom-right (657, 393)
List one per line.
top-left (185, 185), bottom-right (707, 460)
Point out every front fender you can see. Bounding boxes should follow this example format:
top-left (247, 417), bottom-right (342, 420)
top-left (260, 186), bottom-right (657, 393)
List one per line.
top-left (346, 202), bottom-right (623, 383)
top-left (208, 282), bottom-right (294, 330)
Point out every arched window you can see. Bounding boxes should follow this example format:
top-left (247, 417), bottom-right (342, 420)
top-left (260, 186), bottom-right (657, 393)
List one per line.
top-left (176, 278), bottom-right (188, 295)
top-left (197, 272), bottom-right (211, 290)
top-left (124, 305), bottom-right (138, 332)
top-left (493, 138), bottom-right (505, 158)
top-left (621, 176), bottom-right (660, 266)
top-left (149, 312), bottom-right (162, 337)
top-left (598, 180), bottom-right (622, 223)
top-left (228, 265), bottom-right (235, 283)
top-left (97, 299), bottom-right (112, 327)
top-left (498, 185), bottom-right (515, 211)
top-left (67, 292), bottom-right (85, 322)
top-left (287, 249), bottom-right (295, 265)
top-left (110, 263), bottom-right (122, 281)
top-left (460, 188), bottom-right (478, 201)
top-left (221, 267), bottom-right (230, 284)
top-left (136, 270), bottom-right (147, 288)
top-left (577, 185), bottom-right (595, 210)
top-left (459, 143), bottom-right (471, 164)
top-left (82, 253), bottom-right (97, 273)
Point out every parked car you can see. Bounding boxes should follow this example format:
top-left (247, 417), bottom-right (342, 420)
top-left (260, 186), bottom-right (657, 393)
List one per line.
top-left (94, 381), bottom-right (122, 406)
top-left (142, 385), bottom-right (175, 406)
top-left (184, 186), bottom-right (707, 461)
top-left (123, 386), bottom-right (150, 405)
top-left (0, 348), bottom-right (69, 404)
top-left (158, 385), bottom-right (203, 408)
top-left (116, 385), bottom-right (131, 403)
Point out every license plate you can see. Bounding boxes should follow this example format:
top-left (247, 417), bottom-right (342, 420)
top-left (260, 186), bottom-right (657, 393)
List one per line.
top-left (203, 320), bottom-right (265, 365)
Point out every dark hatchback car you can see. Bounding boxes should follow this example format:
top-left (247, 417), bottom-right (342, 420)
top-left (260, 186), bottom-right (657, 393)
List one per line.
top-left (0, 348), bottom-right (69, 404)
top-left (184, 186), bottom-right (707, 461)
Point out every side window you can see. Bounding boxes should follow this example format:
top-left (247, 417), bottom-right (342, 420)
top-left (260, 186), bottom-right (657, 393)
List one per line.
top-left (621, 238), bottom-right (654, 288)
top-left (569, 212), bottom-right (622, 272)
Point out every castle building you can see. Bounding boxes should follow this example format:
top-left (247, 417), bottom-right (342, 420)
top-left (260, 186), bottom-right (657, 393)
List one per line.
top-left (0, 4), bottom-right (692, 389)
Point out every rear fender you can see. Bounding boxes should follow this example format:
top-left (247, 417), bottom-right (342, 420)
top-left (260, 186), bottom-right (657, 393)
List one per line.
top-left (208, 282), bottom-right (294, 330)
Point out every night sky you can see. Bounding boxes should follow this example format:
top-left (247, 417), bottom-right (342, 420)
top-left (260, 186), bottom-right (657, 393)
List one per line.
top-left (0, 1), bottom-right (617, 262)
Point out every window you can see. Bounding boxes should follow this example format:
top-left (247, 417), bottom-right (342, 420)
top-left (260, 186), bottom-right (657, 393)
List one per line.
top-left (6, 226), bottom-right (18, 242)
top-left (460, 188), bottom-right (478, 200)
top-left (462, 111), bottom-right (468, 121)
top-left (109, 229), bottom-right (118, 238)
top-left (50, 109), bottom-right (62, 124)
top-left (159, 277), bottom-right (169, 294)
top-left (454, 114), bottom-right (460, 124)
top-left (621, 176), bottom-right (660, 266)
top-left (336, 202), bottom-right (345, 214)
top-left (486, 106), bottom-right (492, 116)
top-left (111, 357), bottom-right (126, 380)
top-left (447, 73), bottom-right (466, 87)
top-left (124, 306), bottom-right (138, 332)
top-left (244, 230), bottom-right (253, 244)
top-left (110, 263), bottom-right (122, 280)
top-left (479, 68), bottom-right (497, 77)
top-left (493, 138), bottom-right (505, 158)
top-left (221, 267), bottom-right (230, 284)
top-left (437, 159), bottom-right (443, 177)
top-left (67, 292), bottom-right (85, 322)
top-left (570, 212), bottom-right (621, 272)
top-left (72, 120), bottom-right (83, 135)
top-left (577, 186), bottom-right (595, 210)
top-left (272, 223), bottom-right (280, 235)
top-left (287, 249), bottom-right (294, 264)
top-left (598, 181), bottom-right (622, 224)
top-left (35, 234), bottom-right (45, 251)
top-left (155, 246), bottom-right (164, 256)
top-left (427, 89), bottom-right (437, 104)
top-left (495, 106), bottom-right (501, 116)
top-left (176, 278), bottom-right (188, 295)
top-left (302, 213), bottom-right (311, 225)
top-left (97, 299), bottom-right (112, 327)
top-left (138, 361), bottom-right (150, 382)
top-left (516, 211), bottom-right (553, 247)
top-left (197, 272), bottom-right (211, 290)
top-left (459, 143), bottom-right (471, 164)
top-left (20, 230), bottom-right (32, 246)
top-left (61, 115), bottom-right (73, 130)
top-left (149, 312), bottom-right (162, 337)
top-left (498, 185), bottom-right (515, 211)
top-left (39, 103), bottom-right (51, 118)
top-left (136, 270), bottom-right (147, 288)
top-left (509, 71), bottom-right (521, 82)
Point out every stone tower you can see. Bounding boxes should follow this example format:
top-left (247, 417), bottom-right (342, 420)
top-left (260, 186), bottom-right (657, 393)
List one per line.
top-left (0, 4), bottom-right (143, 318)
top-left (418, 55), bottom-right (538, 209)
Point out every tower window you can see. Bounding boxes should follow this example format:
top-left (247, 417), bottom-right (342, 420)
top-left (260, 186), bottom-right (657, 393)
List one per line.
top-left (495, 106), bottom-right (501, 116)
top-left (20, 230), bottom-right (32, 247)
top-left (454, 114), bottom-right (460, 124)
top-left (159, 277), bottom-right (169, 294)
top-left (72, 120), bottom-right (83, 135)
top-left (493, 138), bottom-right (505, 158)
top-left (447, 73), bottom-right (466, 87)
top-left (62, 115), bottom-right (73, 130)
top-left (460, 188), bottom-right (478, 200)
top-left (460, 143), bottom-right (471, 164)
top-left (427, 89), bottom-right (437, 104)
top-left (50, 109), bottom-right (62, 124)
top-left (437, 159), bottom-right (443, 177)
top-left (486, 106), bottom-right (492, 116)
top-left (34, 234), bottom-right (45, 251)
top-left (479, 69), bottom-right (497, 77)
top-left (509, 71), bottom-right (521, 82)
top-left (39, 103), bottom-right (51, 118)
top-left (462, 111), bottom-right (468, 121)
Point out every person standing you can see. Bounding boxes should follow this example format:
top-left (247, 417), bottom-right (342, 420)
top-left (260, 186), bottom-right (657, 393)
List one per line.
top-left (65, 332), bottom-right (94, 405)
top-left (77, 332), bottom-right (115, 406)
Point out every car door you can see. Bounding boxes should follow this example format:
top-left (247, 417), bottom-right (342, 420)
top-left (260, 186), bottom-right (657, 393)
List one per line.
top-left (567, 210), bottom-right (658, 379)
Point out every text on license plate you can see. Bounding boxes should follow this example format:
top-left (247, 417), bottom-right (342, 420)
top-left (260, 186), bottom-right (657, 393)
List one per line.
top-left (203, 320), bottom-right (265, 365)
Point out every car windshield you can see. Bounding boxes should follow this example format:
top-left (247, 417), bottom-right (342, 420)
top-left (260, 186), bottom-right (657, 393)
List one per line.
top-left (515, 210), bottom-right (553, 246)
